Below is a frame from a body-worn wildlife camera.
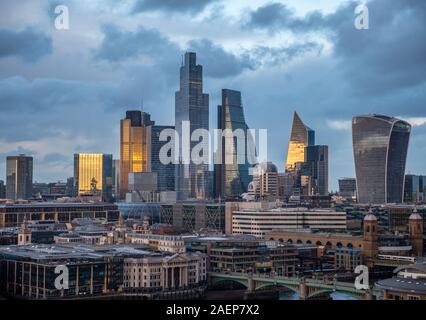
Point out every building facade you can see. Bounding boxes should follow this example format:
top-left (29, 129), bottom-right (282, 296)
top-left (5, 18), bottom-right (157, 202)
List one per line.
top-left (248, 162), bottom-right (279, 200)
top-left (215, 89), bottom-right (253, 199)
top-left (175, 52), bottom-right (209, 200)
top-left (338, 178), bottom-right (357, 200)
top-left (120, 111), bottom-right (153, 199)
top-left (230, 207), bottom-right (347, 239)
top-left (352, 114), bottom-right (411, 204)
top-left (0, 202), bottom-right (120, 228)
top-left (304, 145), bottom-right (328, 196)
top-left (404, 174), bottom-right (426, 203)
top-left (6, 155), bottom-right (33, 200)
top-left (73, 153), bottom-right (113, 202)
top-left (285, 111), bottom-right (315, 171)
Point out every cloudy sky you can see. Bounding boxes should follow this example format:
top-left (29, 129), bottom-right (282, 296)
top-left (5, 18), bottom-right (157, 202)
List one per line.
top-left (0, 0), bottom-right (425, 190)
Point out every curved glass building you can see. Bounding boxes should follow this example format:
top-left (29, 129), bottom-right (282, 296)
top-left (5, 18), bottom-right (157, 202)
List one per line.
top-left (214, 89), bottom-right (252, 198)
top-left (285, 111), bottom-right (315, 170)
top-left (352, 114), bottom-right (411, 204)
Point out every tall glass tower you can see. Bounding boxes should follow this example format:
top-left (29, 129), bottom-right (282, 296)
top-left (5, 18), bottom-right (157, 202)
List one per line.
top-left (215, 89), bottom-right (252, 198)
top-left (352, 114), bottom-right (411, 204)
top-left (285, 111), bottom-right (315, 170)
top-left (175, 52), bottom-right (209, 200)
top-left (119, 110), bottom-right (153, 199)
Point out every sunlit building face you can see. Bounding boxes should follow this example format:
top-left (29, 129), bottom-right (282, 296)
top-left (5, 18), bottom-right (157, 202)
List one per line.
top-left (119, 111), bottom-right (152, 199)
top-left (285, 112), bottom-right (315, 170)
top-left (73, 153), bottom-right (113, 202)
top-left (352, 114), bottom-right (411, 204)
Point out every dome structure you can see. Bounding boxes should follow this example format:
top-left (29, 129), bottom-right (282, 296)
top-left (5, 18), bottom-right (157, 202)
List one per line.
top-left (364, 208), bottom-right (377, 221)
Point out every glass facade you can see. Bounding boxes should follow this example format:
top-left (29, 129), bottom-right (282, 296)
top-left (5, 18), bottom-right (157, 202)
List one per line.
top-left (285, 111), bottom-right (315, 170)
top-left (304, 145), bottom-right (328, 195)
top-left (119, 111), bottom-right (153, 199)
top-left (175, 52), bottom-right (209, 200)
top-left (5, 155), bottom-right (33, 200)
top-left (404, 175), bottom-right (426, 203)
top-left (74, 153), bottom-right (113, 201)
top-left (352, 114), bottom-right (411, 204)
top-left (215, 89), bottom-right (252, 198)
top-left (151, 125), bottom-right (175, 191)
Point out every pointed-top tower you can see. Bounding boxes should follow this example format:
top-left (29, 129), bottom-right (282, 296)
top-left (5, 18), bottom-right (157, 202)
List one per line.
top-left (18, 217), bottom-right (31, 245)
top-left (285, 111), bottom-right (315, 170)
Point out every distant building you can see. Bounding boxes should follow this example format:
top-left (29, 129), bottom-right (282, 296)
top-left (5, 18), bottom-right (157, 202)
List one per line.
top-left (215, 89), bottom-right (253, 199)
top-left (230, 206), bottom-right (347, 238)
top-left (352, 114), bottom-right (411, 204)
top-left (304, 145), bottom-right (328, 196)
top-left (338, 178), bottom-right (357, 199)
top-left (112, 159), bottom-right (120, 198)
top-left (120, 110), bottom-right (153, 199)
top-left (404, 174), bottom-right (426, 203)
top-left (0, 180), bottom-right (5, 199)
top-left (159, 203), bottom-right (225, 233)
top-left (6, 155), bottom-right (33, 200)
top-left (0, 202), bottom-right (120, 228)
top-left (151, 125), bottom-right (175, 192)
top-left (285, 111), bottom-right (315, 171)
top-left (175, 52), bottom-right (209, 200)
top-left (248, 162), bottom-right (279, 200)
top-left (73, 153), bottom-right (113, 202)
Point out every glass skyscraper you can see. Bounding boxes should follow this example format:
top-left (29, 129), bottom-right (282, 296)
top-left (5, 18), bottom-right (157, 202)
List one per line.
top-left (119, 110), bottom-right (153, 199)
top-left (73, 153), bottom-right (113, 202)
top-left (175, 52), bottom-right (209, 200)
top-left (352, 114), bottom-right (411, 204)
top-left (215, 89), bottom-right (252, 198)
top-left (5, 155), bottom-right (33, 200)
top-left (285, 111), bottom-right (315, 170)
top-left (304, 145), bottom-right (328, 196)
top-left (151, 125), bottom-right (176, 192)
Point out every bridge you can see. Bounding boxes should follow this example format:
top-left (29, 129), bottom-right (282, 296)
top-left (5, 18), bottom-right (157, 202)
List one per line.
top-left (209, 272), bottom-right (379, 300)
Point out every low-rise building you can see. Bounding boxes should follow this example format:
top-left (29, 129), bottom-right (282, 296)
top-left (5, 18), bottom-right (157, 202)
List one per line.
top-left (126, 233), bottom-right (186, 253)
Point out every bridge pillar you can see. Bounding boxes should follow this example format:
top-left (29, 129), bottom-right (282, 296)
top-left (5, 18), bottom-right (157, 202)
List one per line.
top-left (247, 273), bottom-right (255, 292)
top-left (299, 278), bottom-right (308, 300)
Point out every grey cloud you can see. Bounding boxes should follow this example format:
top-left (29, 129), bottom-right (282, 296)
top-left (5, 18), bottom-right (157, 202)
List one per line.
top-left (0, 28), bottom-right (53, 62)
top-left (246, 0), bottom-right (426, 96)
top-left (132, 0), bottom-right (218, 14)
top-left (94, 24), bottom-right (180, 63)
top-left (187, 39), bottom-right (254, 78)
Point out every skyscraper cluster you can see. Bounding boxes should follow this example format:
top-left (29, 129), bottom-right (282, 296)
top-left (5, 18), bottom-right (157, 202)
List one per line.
top-left (0, 53), bottom-right (417, 207)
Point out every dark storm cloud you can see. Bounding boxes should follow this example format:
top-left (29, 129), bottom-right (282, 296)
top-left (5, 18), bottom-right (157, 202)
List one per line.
top-left (246, 0), bottom-right (426, 98)
top-left (94, 24), bottom-right (180, 63)
top-left (132, 0), bottom-right (218, 14)
top-left (0, 28), bottom-right (53, 62)
top-left (94, 24), bottom-right (258, 79)
top-left (187, 39), bottom-right (254, 78)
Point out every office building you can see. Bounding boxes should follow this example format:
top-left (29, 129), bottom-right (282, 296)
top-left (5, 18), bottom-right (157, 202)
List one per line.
top-left (352, 114), bottom-right (411, 204)
top-left (338, 178), bottom-right (357, 199)
top-left (304, 145), bottom-right (328, 195)
top-left (285, 111), bottom-right (315, 170)
top-left (120, 110), bottom-right (153, 199)
top-left (5, 155), bottom-right (33, 200)
top-left (0, 202), bottom-right (120, 228)
top-left (73, 153), bottom-right (113, 202)
top-left (159, 203), bottom-right (225, 233)
top-left (0, 244), bottom-right (207, 300)
top-left (404, 174), bottom-right (426, 203)
top-left (215, 89), bottom-right (253, 199)
top-left (112, 159), bottom-right (120, 198)
top-left (0, 180), bottom-right (6, 199)
top-left (175, 52), bottom-right (209, 200)
top-left (248, 162), bottom-right (279, 200)
top-left (151, 125), bottom-right (175, 192)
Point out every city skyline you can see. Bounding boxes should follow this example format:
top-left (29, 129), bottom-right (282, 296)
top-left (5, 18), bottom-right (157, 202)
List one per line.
top-left (0, 0), bottom-right (425, 192)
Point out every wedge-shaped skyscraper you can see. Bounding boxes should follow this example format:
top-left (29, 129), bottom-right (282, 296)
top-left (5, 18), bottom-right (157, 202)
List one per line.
top-left (352, 114), bottom-right (411, 204)
top-left (285, 111), bottom-right (315, 170)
